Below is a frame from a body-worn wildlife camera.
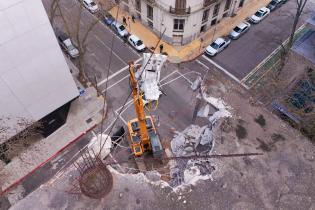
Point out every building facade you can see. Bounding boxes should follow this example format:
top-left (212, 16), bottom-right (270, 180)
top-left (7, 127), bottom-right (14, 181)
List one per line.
top-left (0, 0), bottom-right (79, 141)
top-left (120, 0), bottom-right (249, 45)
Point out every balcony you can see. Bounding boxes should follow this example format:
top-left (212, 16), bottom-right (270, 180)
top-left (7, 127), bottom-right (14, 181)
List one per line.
top-left (169, 6), bottom-right (191, 15)
top-left (204, 0), bottom-right (218, 7)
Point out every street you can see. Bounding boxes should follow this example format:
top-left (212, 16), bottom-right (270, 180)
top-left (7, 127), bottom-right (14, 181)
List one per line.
top-left (42, 0), bottom-right (140, 83)
top-left (5, 0), bottom-right (315, 208)
top-left (198, 0), bottom-right (315, 81)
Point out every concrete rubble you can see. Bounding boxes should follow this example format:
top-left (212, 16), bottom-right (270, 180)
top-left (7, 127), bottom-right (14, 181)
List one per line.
top-left (166, 92), bottom-right (232, 189)
top-left (88, 134), bottom-right (112, 159)
top-left (136, 53), bottom-right (167, 102)
top-left (201, 87), bottom-right (232, 124)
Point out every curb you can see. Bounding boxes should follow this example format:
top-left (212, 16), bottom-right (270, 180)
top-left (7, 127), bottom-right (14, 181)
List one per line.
top-left (0, 124), bottom-right (97, 197)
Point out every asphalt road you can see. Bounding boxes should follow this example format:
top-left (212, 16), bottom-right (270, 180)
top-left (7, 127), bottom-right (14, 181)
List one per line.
top-left (198, 0), bottom-right (315, 80)
top-left (42, 0), bottom-right (140, 82)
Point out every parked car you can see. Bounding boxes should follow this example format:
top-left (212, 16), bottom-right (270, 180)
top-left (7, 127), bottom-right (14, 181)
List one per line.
top-left (56, 31), bottom-right (79, 58)
top-left (128, 35), bottom-right (146, 51)
top-left (82, 0), bottom-right (99, 13)
top-left (249, 7), bottom-right (270, 23)
top-left (229, 21), bottom-right (251, 39)
top-left (205, 37), bottom-right (231, 56)
top-left (267, 0), bottom-right (282, 11)
top-left (111, 21), bottom-right (129, 37)
top-left (103, 14), bottom-right (115, 25)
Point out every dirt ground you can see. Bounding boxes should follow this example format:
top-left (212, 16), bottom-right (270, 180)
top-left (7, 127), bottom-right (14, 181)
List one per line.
top-left (7, 64), bottom-right (315, 210)
top-left (196, 70), bottom-right (315, 209)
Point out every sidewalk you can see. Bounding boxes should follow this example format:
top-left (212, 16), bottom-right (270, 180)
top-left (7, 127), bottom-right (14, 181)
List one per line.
top-left (109, 0), bottom-right (270, 63)
top-left (0, 57), bottom-right (105, 204)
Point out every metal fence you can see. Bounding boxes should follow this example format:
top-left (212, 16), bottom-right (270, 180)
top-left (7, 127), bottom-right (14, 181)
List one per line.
top-left (241, 25), bottom-right (309, 89)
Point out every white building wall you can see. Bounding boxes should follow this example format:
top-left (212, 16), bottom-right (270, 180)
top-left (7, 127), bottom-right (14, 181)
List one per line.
top-left (127, 0), bottom-right (252, 45)
top-left (0, 0), bottom-right (78, 132)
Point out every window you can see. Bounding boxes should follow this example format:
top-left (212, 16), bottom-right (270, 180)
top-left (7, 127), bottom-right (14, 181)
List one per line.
top-left (239, 0), bottom-right (245, 7)
top-left (225, 0), bottom-right (231, 11)
top-left (173, 19), bottom-right (185, 31)
top-left (136, 0), bottom-right (141, 12)
top-left (200, 25), bottom-right (206, 32)
top-left (202, 9), bottom-right (210, 22)
top-left (211, 18), bottom-right (217, 26)
top-left (147, 5), bottom-right (153, 20)
top-left (213, 3), bottom-right (220, 17)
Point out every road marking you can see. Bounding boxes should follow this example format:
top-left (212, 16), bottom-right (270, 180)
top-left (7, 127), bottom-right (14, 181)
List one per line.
top-left (94, 35), bottom-right (128, 65)
top-left (115, 110), bottom-right (128, 125)
top-left (102, 74), bottom-right (129, 92)
top-left (91, 130), bottom-right (97, 137)
top-left (201, 55), bottom-right (241, 83)
top-left (160, 70), bottom-right (178, 83)
top-left (114, 70), bottom-right (194, 128)
top-left (116, 99), bottom-right (134, 114)
top-left (97, 57), bottom-right (142, 86)
top-left (176, 71), bottom-right (193, 85)
top-left (196, 59), bottom-right (210, 71)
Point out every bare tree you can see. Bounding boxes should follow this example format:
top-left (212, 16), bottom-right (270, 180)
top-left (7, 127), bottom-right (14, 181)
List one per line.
top-left (288, 0), bottom-right (309, 48)
top-left (0, 117), bottom-right (43, 164)
top-left (49, 0), bottom-right (99, 84)
top-left (49, 0), bottom-right (61, 24)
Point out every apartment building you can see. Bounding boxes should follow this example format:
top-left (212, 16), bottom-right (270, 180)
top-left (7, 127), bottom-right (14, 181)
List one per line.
top-left (120, 0), bottom-right (249, 45)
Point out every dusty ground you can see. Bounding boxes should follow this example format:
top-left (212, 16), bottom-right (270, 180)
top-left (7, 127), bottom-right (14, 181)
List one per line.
top-left (7, 65), bottom-right (315, 210)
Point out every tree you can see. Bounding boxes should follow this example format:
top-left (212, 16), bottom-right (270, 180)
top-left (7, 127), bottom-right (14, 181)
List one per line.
top-left (0, 117), bottom-right (43, 164)
top-left (48, 0), bottom-right (99, 84)
top-left (288, 0), bottom-right (309, 48)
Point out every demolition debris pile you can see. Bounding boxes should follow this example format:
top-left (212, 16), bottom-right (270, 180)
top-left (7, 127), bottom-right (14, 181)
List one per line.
top-left (136, 53), bottom-right (167, 103)
top-left (168, 92), bottom-right (232, 188)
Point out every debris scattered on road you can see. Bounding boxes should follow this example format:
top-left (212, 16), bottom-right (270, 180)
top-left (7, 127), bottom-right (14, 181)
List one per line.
top-left (201, 88), bottom-right (232, 124)
top-left (191, 76), bottom-right (202, 91)
top-left (136, 53), bottom-right (167, 102)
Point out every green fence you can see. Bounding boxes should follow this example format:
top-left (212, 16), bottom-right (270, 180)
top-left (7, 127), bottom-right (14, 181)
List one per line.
top-left (242, 25), bottom-right (310, 89)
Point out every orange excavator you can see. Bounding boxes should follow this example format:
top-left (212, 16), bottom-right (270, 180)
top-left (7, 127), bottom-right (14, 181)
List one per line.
top-left (127, 61), bottom-right (163, 158)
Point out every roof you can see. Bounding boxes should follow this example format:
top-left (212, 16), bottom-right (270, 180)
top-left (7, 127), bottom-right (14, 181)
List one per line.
top-left (214, 38), bottom-right (225, 45)
top-left (0, 0), bottom-right (78, 141)
top-left (112, 21), bottom-right (122, 26)
top-left (292, 29), bottom-right (315, 64)
top-left (238, 22), bottom-right (248, 29)
top-left (83, 0), bottom-right (93, 3)
top-left (259, 7), bottom-right (268, 12)
top-left (129, 34), bottom-right (140, 42)
top-left (306, 11), bottom-right (315, 30)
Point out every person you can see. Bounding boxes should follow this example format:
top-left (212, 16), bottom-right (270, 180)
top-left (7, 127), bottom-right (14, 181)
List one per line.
top-left (132, 15), bottom-right (136, 23)
top-left (159, 44), bottom-right (164, 53)
top-left (122, 16), bottom-right (127, 25)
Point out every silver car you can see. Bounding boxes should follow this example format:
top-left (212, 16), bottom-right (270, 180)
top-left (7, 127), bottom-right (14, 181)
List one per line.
top-left (229, 21), bottom-right (251, 40)
top-left (56, 31), bottom-right (79, 58)
top-left (205, 37), bottom-right (231, 57)
top-left (111, 21), bottom-right (129, 38)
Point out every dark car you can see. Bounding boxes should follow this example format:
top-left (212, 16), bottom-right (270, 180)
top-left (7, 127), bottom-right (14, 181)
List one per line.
top-left (103, 14), bottom-right (114, 25)
top-left (267, 0), bottom-right (282, 11)
top-left (55, 28), bottom-right (79, 58)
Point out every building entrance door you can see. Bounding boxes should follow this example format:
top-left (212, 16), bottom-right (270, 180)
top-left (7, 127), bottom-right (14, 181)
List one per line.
top-left (173, 35), bottom-right (183, 45)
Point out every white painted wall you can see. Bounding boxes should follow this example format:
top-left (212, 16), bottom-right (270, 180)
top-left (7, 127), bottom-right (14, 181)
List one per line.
top-left (0, 0), bottom-right (78, 132)
top-left (132, 0), bottom-right (252, 45)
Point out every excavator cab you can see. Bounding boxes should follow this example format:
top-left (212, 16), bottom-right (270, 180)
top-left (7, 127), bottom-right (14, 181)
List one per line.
top-left (127, 116), bottom-right (156, 157)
